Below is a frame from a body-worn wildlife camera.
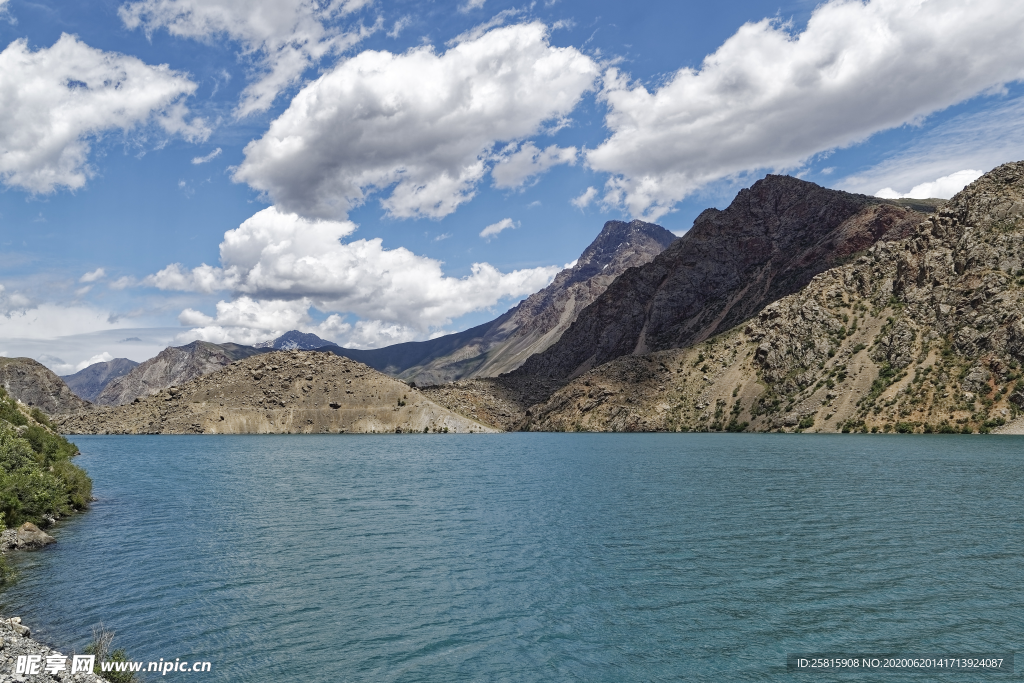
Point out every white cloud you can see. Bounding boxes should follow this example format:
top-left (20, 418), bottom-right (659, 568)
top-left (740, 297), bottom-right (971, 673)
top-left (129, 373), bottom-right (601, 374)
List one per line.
top-left (491, 142), bottom-right (577, 189)
top-left (109, 276), bottom-right (134, 290)
top-left (233, 22), bottom-right (599, 219)
top-left (0, 34), bottom-right (207, 194)
top-left (386, 15), bottom-right (412, 39)
top-left (587, 0), bottom-right (1024, 219)
top-left (75, 351), bottom-right (113, 372)
top-left (570, 186), bottom-right (598, 210)
top-left (479, 217), bottom-right (517, 239)
top-left (460, 0), bottom-right (486, 12)
top-left (151, 206), bottom-right (561, 346)
top-left (0, 303), bottom-right (132, 339)
top-left (119, 0), bottom-right (376, 117)
top-left (875, 169), bottom-right (984, 199)
top-left (839, 96), bottom-right (1024, 196)
top-left (79, 267), bottom-right (105, 283)
top-left (191, 147), bottom-right (222, 164)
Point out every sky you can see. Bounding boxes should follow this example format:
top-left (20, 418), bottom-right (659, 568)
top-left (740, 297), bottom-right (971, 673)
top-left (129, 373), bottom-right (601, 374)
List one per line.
top-left (3, 0), bottom-right (1024, 375)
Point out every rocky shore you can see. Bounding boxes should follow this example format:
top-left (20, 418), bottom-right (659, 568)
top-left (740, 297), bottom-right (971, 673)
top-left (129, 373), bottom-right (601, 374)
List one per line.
top-left (0, 616), bottom-right (105, 682)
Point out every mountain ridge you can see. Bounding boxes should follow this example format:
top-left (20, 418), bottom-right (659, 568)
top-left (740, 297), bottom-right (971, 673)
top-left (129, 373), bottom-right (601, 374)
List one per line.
top-left (60, 358), bottom-right (139, 402)
top-left (319, 219), bottom-right (676, 384)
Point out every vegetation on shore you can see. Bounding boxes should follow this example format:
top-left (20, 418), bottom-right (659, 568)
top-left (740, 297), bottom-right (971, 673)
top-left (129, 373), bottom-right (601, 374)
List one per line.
top-left (0, 387), bottom-right (92, 530)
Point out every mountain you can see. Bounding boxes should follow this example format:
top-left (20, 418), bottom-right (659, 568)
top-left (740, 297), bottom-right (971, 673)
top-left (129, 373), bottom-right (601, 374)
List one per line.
top-left (58, 350), bottom-right (496, 434)
top-left (95, 341), bottom-right (271, 406)
top-left (0, 358), bottom-right (90, 415)
top-left (515, 176), bottom-right (925, 383)
top-left (254, 330), bottom-right (334, 350)
top-left (526, 161), bottom-right (1024, 434)
top-left (317, 219), bottom-right (676, 384)
top-left (60, 358), bottom-right (139, 402)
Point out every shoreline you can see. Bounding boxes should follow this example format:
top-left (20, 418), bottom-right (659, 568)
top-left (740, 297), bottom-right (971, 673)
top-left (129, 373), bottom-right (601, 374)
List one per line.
top-left (0, 616), bottom-right (105, 682)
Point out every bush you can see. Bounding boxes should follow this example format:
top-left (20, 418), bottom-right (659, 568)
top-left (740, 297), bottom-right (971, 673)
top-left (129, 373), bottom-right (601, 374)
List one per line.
top-left (0, 391), bottom-right (27, 427)
top-left (29, 408), bottom-right (52, 429)
top-left (0, 423), bottom-right (91, 527)
top-left (85, 626), bottom-right (138, 683)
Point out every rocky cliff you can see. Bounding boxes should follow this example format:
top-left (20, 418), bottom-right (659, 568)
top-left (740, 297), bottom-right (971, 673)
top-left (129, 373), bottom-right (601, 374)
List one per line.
top-left (0, 358), bottom-right (90, 415)
top-left (95, 340), bottom-right (271, 406)
top-left (317, 220), bottom-right (676, 384)
top-left (59, 350), bottom-right (497, 434)
top-left (515, 177), bottom-right (923, 383)
top-left (525, 161), bottom-right (1024, 434)
top-left (60, 357), bottom-right (139, 402)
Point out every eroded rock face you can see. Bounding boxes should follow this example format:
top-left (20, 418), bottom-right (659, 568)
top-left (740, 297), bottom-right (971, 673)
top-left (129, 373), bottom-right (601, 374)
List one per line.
top-left (516, 177), bottom-right (923, 384)
top-left (0, 358), bottom-right (90, 415)
top-left (95, 341), bottom-right (270, 406)
top-left (525, 161), bottom-right (1024, 435)
top-left (59, 350), bottom-right (497, 434)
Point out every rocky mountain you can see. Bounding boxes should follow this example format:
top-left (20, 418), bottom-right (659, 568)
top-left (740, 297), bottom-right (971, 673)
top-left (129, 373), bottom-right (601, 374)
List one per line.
top-left (60, 358), bottom-right (139, 402)
top-left (254, 330), bottom-right (334, 350)
top-left (95, 340), bottom-right (271, 406)
top-left (0, 358), bottom-right (90, 415)
top-left (524, 161), bottom-right (1024, 434)
top-left (59, 350), bottom-right (496, 434)
top-left (317, 219), bottom-right (676, 384)
top-left (515, 176), bottom-right (926, 384)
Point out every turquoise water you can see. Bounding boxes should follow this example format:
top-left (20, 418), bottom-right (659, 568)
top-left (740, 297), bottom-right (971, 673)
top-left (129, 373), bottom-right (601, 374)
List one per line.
top-left (2, 434), bottom-right (1023, 681)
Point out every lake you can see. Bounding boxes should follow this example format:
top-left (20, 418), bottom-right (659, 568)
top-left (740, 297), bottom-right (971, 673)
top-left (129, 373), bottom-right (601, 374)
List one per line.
top-left (2, 434), bottom-right (1022, 681)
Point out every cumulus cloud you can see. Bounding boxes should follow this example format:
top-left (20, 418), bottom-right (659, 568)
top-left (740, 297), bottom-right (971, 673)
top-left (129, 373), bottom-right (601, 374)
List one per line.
top-left (491, 142), bottom-right (577, 189)
top-left (0, 34), bottom-right (207, 194)
top-left (570, 186), bottom-right (597, 210)
top-left (587, 0), bottom-right (1024, 219)
top-left (119, 0), bottom-right (376, 117)
top-left (191, 147), bottom-right (222, 164)
top-left (875, 169), bottom-right (984, 199)
top-left (79, 268), bottom-right (105, 283)
top-left (479, 217), bottom-right (517, 239)
top-left (150, 206), bottom-right (561, 346)
top-left (233, 22), bottom-right (598, 219)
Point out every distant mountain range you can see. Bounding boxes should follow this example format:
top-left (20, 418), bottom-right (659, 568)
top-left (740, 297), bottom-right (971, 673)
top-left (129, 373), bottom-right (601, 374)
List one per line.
top-left (54, 219), bottom-right (676, 407)
top-left (318, 219), bottom-right (676, 384)
top-left (16, 162), bottom-right (1024, 435)
top-left (60, 358), bottom-right (139, 402)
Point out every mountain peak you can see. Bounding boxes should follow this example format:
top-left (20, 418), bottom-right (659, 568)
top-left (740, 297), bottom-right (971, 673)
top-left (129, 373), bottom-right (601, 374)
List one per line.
top-left (254, 331), bottom-right (334, 350)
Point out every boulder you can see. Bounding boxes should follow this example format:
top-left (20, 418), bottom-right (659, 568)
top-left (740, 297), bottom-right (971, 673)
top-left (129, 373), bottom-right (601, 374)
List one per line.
top-left (16, 522), bottom-right (55, 549)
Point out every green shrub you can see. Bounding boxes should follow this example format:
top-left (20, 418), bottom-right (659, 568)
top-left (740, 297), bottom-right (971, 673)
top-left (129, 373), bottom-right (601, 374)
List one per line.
top-left (29, 408), bottom-right (52, 429)
top-left (85, 627), bottom-right (138, 683)
top-left (0, 391), bottom-right (27, 427)
top-left (0, 424), bottom-right (91, 527)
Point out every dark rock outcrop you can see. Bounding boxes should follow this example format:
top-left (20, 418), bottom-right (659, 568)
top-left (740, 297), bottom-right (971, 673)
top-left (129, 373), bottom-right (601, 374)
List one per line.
top-left (0, 358), bottom-right (90, 415)
top-left (516, 176), bottom-right (923, 383)
top-left (60, 357), bottom-right (139, 402)
top-left (525, 161), bottom-right (1024, 435)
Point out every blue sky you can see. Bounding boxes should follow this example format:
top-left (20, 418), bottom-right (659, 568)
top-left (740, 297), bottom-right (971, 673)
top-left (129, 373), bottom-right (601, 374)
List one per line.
top-left (2, 0), bottom-right (1024, 374)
